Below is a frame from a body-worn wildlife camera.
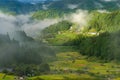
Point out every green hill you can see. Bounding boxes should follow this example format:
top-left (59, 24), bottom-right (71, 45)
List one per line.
top-left (87, 11), bottom-right (120, 32)
top-left (32, 9), bottom-right (66, 20)
top-left (41, 10), bottom-right (120, 62)
top-left (49, 0), bottom-right (120, 11)
top-left (69, 11), bottom-right (120, 62)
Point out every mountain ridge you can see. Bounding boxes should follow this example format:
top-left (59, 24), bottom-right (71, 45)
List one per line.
top-left (0, 0), bottom-right (120, 14)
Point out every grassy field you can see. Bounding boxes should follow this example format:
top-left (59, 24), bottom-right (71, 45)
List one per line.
top-left (1, 52), bottom-right (120, 80)
top-left (46, 31), bottom-right (78, 45)
top-left (0, 73), bottom-right (15, 80)
top-left (29, 52), bottom-right (120, 80)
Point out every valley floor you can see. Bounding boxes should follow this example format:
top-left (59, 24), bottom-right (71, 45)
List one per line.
top-left (1, 51), bottom-right (120, 80)
top-left (28, 51), bottom-right (120, 80)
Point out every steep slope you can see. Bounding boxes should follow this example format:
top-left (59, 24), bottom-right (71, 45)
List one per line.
top-left (41, 10), bottom-right (120, 62)
top-left (0, 0), bottom-right (60, 14)
top-left (0, 0), bottom-right (49, 14)
top-left (0, 31), bottom-right (55, 76)
top-left (68, 11), bottom-right (120, 61)
top-left (0, 0), bottom-right (120, 14)
top-left (87, 11), bottom-right (120, 32)
top-left (49, 0), bottom-right (120, 11)
top-left (32, 9), bottom-right (65, 20)
top-left (0, 0), bottom-right (36, 14)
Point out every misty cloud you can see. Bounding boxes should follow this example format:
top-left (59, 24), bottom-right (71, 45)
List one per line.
top-left (94, 2), bottom-right (104, 8)
top-left (67, 4), bottom-right (78, 9)
top-left (97, 10), bottom-right (110, 13)
top-left (0, 11), bottom-right (59, 39)
top-left (42, 4), bottom-right (48, 10)
top-left (103, 0), bottom-right (112, 1)
top-left (22, 19), bottom-right (59, 37)
top-left (0, 12), bottom-right (17, 35)
top-left (64, 10), bottom-right (90, 29)
top-left (0, 9), bottom-right (90, 38)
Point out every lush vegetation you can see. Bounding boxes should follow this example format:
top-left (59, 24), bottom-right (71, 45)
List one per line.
top-left (87, 11), bottom-right (120, 32)
top-left (1, 52), bottom-right (120, 80)
top-left (69, 32), bottom-right (112, 61)
top-left (0, 31), bottom-right (55, 77)
top-left (0, 0), bottom-right (120, 15)
top-left (41, 20), bottom-right (73, 41)
top-left (0, 1), bottom-right (120, 79)
top-left (27, 52), bottom-right (120, 80)
top-left (69, 11), bottom-right (120, 61)
top-left (49, 0), bottom-right (120, 11)
top-left (41, 10), bottom-right (120, 62)
top-left (32, 10), bottom-right (65, 20)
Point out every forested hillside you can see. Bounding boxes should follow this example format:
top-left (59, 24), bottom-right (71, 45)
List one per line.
top-left (1, 0), bottom-right (120, 14)
top-left (0, 31), bottom-right (55, 76)
top-left (87, 11), bottom-right (120, 32)
top-left (32, 10), bottom-right (65, 20)
top-left (73, 11), bottom-right (120, 61)
top-left (49, 0), bottom-right (120, 11)
top-left (41, 10), bottom-right (120, 62)
top-left (1, 0), bottom-right (120, 80)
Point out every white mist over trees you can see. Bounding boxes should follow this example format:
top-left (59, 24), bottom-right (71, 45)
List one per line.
top-left (0, 11), bottom-right (56, 76)
top-left (0, 11), bottom-right (59, 39)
